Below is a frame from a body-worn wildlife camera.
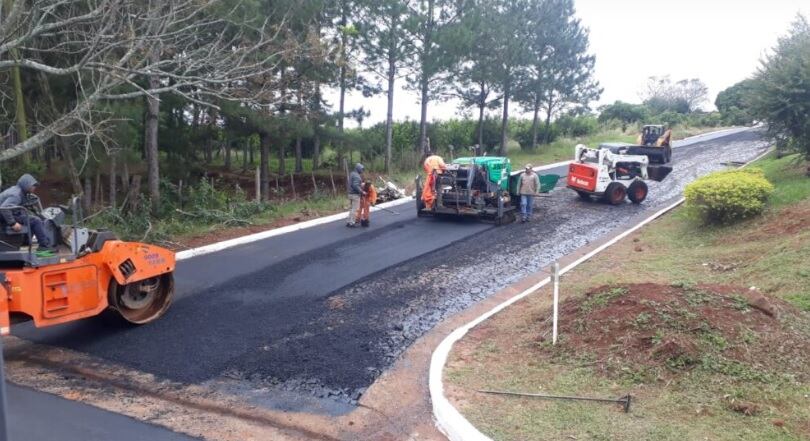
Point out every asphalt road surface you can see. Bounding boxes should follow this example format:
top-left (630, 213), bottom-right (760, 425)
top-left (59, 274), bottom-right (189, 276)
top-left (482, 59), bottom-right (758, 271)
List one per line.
top-left (12, 128), bottom-right (770, 411)
top-left (5, 382), bottom-right (198, 441)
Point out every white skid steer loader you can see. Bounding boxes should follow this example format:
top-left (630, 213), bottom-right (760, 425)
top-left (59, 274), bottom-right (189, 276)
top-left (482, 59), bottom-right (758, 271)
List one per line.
top-left (566, 144), bottom-right (672, 205)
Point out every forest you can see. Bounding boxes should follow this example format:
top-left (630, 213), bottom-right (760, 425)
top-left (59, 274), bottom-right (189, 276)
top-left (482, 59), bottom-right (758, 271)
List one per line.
top-left (1, 0), bottom-right (769, 243)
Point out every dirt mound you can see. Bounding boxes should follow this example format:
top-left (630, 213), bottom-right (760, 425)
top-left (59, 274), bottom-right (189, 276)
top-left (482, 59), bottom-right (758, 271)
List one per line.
top-left (543, 283), bottom-right (810, 381)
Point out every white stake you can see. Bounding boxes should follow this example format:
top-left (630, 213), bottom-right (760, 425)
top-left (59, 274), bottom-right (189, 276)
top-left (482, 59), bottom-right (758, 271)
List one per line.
top-left (552, 261), bottom-right (560, 345)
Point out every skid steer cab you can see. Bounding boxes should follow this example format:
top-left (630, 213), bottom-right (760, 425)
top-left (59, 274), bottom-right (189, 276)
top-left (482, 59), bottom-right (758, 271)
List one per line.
top-left (0, 196), bottom-right (175, 335)
top-left (567, 144), bottom-right (672, 205)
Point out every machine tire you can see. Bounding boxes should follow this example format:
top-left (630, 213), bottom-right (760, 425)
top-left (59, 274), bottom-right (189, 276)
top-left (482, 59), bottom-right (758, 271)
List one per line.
top-left (603, 182), bottom-right (627, 205)
top-left (576, 190), bottom-right (592, 201)
top-left (666, 146), bottom-right (672, 163)
top-left (628, 180), bottom-right (648, 204)
top-left (495, 210), bottom-right (516, 226)
top-left (109, 273), bottom-right (174, 325)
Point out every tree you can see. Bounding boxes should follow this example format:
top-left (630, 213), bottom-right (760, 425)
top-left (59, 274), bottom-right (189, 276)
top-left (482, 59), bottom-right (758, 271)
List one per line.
top-left (357, 0), bottom-right (414, 172)
top-left (715, 79), bottom-right (756, 126)
top-left (750, 14), bottom-right (810, 159)
top-left (641, 76), bottom-right (708, 114)
top-left (404, 0), bottom-right (465, 154)
top-left (0, 0), bottom-right (294, 207)
top-left (598, 101), bottom-right (647, 132)
top-left (489, 0), bottom-right (534, 156)
top-left (516, 0), bottom-right (600, 147)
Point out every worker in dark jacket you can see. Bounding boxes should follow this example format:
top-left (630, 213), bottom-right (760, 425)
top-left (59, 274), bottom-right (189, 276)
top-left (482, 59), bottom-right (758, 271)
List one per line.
top-left (346, 163), bottom-right (365, 227)
top-left (0, 174), bottom-right (55, 251)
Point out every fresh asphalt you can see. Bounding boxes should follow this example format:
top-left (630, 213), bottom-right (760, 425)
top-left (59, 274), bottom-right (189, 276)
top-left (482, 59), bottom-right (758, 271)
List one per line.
top-left (5, 128), bottom-right (768, 432)
top-left (5, 382), bottom-right (199, 441)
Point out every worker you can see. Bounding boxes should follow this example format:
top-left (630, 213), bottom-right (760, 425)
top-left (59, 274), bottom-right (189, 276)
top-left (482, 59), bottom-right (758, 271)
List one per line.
top-left (0, 174), bottom-right (55, 251)
top-left (346, 163), bottom-right (365, 228)
top-left (517, 164), bottom-right (541, 222)
top-left (421, 152), bottom-right (447, 210)
top-left (355, 180), bottom-right (378, 227)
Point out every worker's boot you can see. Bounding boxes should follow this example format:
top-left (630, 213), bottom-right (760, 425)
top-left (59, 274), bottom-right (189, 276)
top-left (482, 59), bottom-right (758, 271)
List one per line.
top-left (361, 219), bottom-right (369, 227)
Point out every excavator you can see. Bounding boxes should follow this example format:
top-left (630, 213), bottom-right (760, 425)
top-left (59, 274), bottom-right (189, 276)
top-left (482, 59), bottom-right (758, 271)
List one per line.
top-left (0, 195), bottom-right (174, 335)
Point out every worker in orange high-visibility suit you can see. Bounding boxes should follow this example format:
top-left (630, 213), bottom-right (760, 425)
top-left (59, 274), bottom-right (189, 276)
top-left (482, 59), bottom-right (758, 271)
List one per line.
top-left (421, 153), bottom-right (447, 210)
top-left (355, 180), bottom-right (378, 227)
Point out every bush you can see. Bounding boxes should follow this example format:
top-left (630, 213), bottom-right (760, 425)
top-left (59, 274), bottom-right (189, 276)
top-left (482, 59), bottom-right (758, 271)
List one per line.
top-left (684, 169), bottom-right (774, 224)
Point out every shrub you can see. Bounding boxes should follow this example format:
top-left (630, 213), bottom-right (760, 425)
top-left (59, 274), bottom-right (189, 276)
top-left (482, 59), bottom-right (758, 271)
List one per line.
top-left (684, 168), bottom-right (774, 224)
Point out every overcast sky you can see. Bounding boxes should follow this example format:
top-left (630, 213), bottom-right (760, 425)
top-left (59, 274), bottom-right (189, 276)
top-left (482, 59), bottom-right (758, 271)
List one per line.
top-left (330, 0), bottom-right (808, 127)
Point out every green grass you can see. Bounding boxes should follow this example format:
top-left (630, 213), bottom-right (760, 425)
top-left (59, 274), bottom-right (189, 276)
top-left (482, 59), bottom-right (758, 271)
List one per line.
top-left (447, 153), bottom-right (810, 441)
top-left (753, 153), bottom-right (810, 206)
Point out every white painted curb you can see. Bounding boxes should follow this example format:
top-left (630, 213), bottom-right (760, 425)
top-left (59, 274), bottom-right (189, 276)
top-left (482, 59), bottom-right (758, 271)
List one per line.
top-left (175, 196), bottom-right (413, 260)
top-left (429, 142), bottom-right (773, 441)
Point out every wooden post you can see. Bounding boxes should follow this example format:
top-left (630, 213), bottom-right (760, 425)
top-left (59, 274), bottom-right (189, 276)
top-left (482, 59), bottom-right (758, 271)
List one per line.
top-left (311, 168), bottom-right (318, 195)
top-left (255, 166), bottom-right (260, 202)
top-left (290, 172), bottom-right (297, 199)
top-left (329, 168), bottom-right (337, 196)
top-left (552, 261), bottom-right (560, 345)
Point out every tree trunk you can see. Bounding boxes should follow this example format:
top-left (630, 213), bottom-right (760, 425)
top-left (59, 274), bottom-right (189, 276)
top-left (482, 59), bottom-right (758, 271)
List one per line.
top-left (418, 0), bottom-right (434, 154)
top-left (83, 174), bottom-right (92, 213)
top-left (543, 101), bottom-right (554, 145)
top-left (278, 140), bottom-right (286, 176)
top-left (144, 52), bottom-right (161, 213)
top-left (122, 161), bottom-right (130, 194)
top-left (259, 132), bottom-right (270, 202)
top-left (337, 0), bottom-right (348, 155)
top-left (294, 136), bottom-right (303, 173)
top-left (60, 141), bottom-right (83, 196)
top-left (94, 169), bottom-right (102, 207)
top-left (109, 152), bottom-right (117, 208)
top-left (125, 175), bottom-right (142, 214)
top-left (312, 134), bottom-right (321, 170)
top-left (384, 13), bottom-right (397, 173)
top-left (224, 139), bottom-right (231, 170)
top-left (477, 82), bottom-right (486, 151)
top-left (499, 76), bottom-right (510, 156)
top-left (243, 139), bottom-right (249, 169)
top-left (530, 94), bottom-right (541, 149)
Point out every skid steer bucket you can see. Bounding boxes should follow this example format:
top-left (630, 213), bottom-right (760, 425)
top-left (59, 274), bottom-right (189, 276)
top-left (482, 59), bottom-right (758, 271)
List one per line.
top-left (539, 174), bottom-right (561, 193)
top-left (648, 165), bottom-right (673, 182)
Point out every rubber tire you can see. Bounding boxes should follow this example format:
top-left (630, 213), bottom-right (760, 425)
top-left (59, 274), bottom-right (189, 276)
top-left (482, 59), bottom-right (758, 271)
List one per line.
top-left (666, 146), bottom-right (672, 163)
top-left (627, 180), bottom-right (648, 204)
top-left (603, 182), bottom-right (627, 205)
top-left (576, 190), bottom-right (592, 201)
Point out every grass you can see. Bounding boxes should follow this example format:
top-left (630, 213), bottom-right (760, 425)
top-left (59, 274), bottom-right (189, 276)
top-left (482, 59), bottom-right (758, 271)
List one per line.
top-left (445, 152), bottom-right (810, 440)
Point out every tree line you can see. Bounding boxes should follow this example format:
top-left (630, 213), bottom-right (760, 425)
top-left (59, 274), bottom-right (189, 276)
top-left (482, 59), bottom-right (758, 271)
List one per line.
top-left (715, 14), bottom-right (810, 160)
top-left (0, 0), bottom-right (600, 213)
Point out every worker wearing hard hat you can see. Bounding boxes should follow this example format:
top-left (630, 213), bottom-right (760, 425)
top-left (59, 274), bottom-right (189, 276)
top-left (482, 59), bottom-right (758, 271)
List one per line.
top-left (517, 164), bottom-right (541, 222)
top-left (421, 152), bottom-right (447, 210)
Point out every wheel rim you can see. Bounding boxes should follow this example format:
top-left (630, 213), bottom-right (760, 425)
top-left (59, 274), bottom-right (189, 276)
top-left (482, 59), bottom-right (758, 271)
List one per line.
top-left (634, 186), bottom-right (646, 200)
top-left (113, 273), bottom-right (174, 324)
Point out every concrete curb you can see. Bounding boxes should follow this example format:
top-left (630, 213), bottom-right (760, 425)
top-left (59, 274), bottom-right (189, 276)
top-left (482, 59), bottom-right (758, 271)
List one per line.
top-left (175, 196), bottom-right (413, 261)
top-left (428, 140), bottom-right (772, 441)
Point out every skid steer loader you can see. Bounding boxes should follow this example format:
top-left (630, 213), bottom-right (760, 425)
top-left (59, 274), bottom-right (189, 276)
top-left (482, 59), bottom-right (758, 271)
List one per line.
top-left (567, 144), bottom-right (672, 205)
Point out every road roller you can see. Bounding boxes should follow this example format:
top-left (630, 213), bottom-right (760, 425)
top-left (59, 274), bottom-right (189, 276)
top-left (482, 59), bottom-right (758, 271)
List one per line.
top-left (0, 196), bottom-right (174, 335)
